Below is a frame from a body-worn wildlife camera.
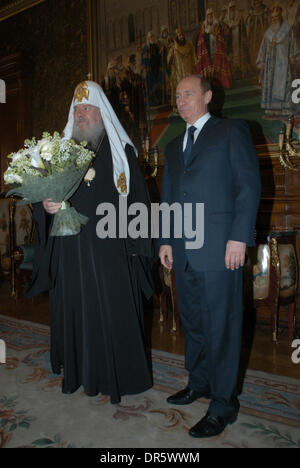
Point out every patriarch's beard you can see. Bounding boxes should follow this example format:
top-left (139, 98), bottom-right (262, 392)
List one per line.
top-left (72, 123), bottom-right (105, 151)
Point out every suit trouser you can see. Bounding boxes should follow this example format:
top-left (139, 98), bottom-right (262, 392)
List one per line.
top-left (174, 262), bottom-right (243, 419)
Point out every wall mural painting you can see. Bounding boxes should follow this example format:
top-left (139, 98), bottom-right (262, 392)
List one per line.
top-left (98, 0), bottom-right (300, 152)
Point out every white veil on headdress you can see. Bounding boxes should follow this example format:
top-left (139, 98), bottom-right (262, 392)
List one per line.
top-left (63, 80), bottom-right (137, 196)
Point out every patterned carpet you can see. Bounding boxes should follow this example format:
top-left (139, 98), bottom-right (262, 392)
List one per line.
top-left (0, 314), bottom-right (299, 448)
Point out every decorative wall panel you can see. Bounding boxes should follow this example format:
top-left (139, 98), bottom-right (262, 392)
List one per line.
top-left (0, 0), bottom-right (89, 138)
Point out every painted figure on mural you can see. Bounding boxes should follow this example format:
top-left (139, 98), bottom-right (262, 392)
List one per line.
top-left (246, 0), bottom-right (270, 70)
top-left (167, 27), bottom-right (197, 111)
top-left (158, 25), bottom-right (173, 105)
top-left (293, 2), bottom-right (300, 85)
top-left (114, 55), bottom-right (127, 85)
top-left (197, 8), bottom-right (219, 78)
top-left (103, 53), bottom-right (147, 139)
top-left (141, 31), bottom-right (163, 107)
top-left (289, 0), bottom-right (300, 117)
top-left (122, 54), bottom-right (147, 132)
top-left (103, 59), bottom-right (122, 116)
top-left (282, 0), bottom-right (299, 27)
top-left (135, 45), bottom-right (143, 76)
top-left (226, 0), bottom-right (253, 79)
top-left (257, 5), bottom-right (300, 118)
top-left (118, 89), bottom-right (137, 147)
top-left (169, 0), bottom-right (178, 31)
top-left (196, 8), bottom-right (232, 89)
top-left (219, 5), bottom-right (232, 56)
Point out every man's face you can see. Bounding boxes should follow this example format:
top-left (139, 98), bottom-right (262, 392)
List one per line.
top-left (73, 104), bottom-right (104, 148)
top-left (176, 30), bottom-right (186, 46)
top-left (207, 13), bottom-right (213, 25)
top-left (176, 77), bottom-right (212, 124)
top-left (162, 28), bottom-right (168, 39)
top-left (177, 29), bottom-right (184, 41)
top-left (271, 9), bottom-right (282, 24)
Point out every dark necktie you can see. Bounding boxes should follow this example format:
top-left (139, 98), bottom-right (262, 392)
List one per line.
top-left (183, 126), bottom-right (196, 165)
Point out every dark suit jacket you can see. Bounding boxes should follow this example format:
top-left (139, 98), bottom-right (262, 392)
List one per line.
top-left (159, 116), bottom-right (261, 271)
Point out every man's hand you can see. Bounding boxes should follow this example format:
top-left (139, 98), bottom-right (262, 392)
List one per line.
top-left (159, 245), bottom-right (173, 270)
top-left (225, 240), bottom-right (246, 270)
top-left (42, 199), bottom-right (61, 214)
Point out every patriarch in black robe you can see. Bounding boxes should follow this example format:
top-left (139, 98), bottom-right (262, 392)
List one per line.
top-left (28, 81), bottom-right (154, 404)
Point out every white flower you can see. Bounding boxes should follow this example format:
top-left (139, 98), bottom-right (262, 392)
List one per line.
top-left (31, 146), bottom-right (45, 169)
top-left (11, 152), bottom-right (24, 163)
top-left (4, 171), bottom-right (23, 184)
top-left (40, 142), bottom-right (54, 161)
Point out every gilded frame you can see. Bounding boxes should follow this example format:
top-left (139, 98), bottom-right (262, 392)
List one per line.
top-left (0, 0), bottom-right (46, 22)
top-left (87, 0), bottom-right (103, 84)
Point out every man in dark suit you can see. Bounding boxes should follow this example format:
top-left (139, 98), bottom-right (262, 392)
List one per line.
top-left (159, 74), bottom-right (261, 438)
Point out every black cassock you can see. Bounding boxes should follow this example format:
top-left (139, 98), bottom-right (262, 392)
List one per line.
top-left (28, 135), bottom-right (154, 403)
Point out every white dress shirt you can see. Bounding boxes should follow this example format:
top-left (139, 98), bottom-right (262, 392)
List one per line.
top-left (182, 112), bottom-right (211, 151)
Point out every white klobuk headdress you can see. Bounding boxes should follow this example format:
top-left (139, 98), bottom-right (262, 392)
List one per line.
top-left (63, 80), bottom-right (137, 196)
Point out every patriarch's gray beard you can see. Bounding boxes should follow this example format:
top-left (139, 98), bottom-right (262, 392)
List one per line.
top-left (72, 124), bottom-right (105, 151)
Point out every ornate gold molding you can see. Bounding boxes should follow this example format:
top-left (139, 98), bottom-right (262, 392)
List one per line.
top-left (270, 237), bottom-right (280, 279)
top-left (0, 0), bottom-right (45, 22)
top-left (86, 0), bottom-right (103, 83)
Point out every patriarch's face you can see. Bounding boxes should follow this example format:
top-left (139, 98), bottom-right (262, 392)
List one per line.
top-left (72, 104), bottom-right (104, 149)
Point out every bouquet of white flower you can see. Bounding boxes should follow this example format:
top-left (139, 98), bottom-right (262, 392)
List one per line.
top-left (4, 132), bottom-right (95, 236)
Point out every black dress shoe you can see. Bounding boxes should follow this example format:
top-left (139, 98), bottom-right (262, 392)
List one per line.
top-left (189, 412), bottom-right (237, 438)
top-left (167, 387), bottom-right (209, 405)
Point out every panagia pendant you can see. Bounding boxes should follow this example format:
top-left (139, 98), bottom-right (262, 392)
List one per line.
top-left (84, 167), bottom-right (96, 187)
